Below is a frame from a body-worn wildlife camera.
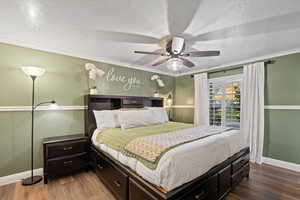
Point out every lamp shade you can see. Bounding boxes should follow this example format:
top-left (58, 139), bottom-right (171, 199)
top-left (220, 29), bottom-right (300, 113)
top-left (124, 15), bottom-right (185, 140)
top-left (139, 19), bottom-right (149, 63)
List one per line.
top-left (22, 66), bottom-right (46, 77)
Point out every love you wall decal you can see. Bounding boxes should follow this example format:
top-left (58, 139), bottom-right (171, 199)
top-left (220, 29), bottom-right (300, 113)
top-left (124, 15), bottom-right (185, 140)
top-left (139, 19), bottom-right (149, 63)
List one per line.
top-left (106, 68), bottom-right (143, 91)
top-left (85, 63), bottom-right (143, 92)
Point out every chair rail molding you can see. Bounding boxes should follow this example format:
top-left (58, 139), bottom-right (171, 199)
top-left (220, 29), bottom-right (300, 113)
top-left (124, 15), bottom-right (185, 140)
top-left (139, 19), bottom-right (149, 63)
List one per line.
top-left (264, 105), bottom-right (300, 110)
top-left (0, 106), bottom-right (86, 112)
top-left (171, 105), bottom-right (194, 108)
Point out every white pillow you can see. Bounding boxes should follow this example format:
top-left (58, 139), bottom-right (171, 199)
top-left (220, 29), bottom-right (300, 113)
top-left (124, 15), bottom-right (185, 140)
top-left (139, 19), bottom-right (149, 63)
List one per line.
top-left (93, 110), bottom-right (120, 129)
top-left (117, 110), bottom-right (161, 129)
top-left (146, 107), bottom-right (169, 123)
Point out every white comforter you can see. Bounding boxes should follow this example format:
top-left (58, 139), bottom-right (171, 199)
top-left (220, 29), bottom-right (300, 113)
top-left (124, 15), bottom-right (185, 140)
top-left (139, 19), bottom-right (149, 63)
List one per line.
top-left (92, 127), bottom-right (246, 191)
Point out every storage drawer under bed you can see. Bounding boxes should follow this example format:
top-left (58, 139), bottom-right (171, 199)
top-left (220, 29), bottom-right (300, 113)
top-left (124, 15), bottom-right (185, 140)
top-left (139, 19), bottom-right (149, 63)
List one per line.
top-left (89, 146), bottom-right (250, 200)
top-left (232, 153), bottom-right (250, 174)
top-left (183, 173), bottom-right (218, 200)
top-left (231, 163), bottom-right (250, 188)
top-left (94, 152), bottom-right (128, 200)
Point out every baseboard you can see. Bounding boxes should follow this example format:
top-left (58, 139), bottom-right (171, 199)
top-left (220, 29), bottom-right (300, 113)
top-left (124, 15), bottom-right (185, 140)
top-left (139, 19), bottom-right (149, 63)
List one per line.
top-left (262, 157), bottom-right (300, 172)
top-left (0, 168), bottom-right (43, 187)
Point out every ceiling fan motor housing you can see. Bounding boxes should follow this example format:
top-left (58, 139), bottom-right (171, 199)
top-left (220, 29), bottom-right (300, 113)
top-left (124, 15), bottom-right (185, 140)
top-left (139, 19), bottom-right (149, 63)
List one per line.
top-left (168, 37), bottom-right (185, 55)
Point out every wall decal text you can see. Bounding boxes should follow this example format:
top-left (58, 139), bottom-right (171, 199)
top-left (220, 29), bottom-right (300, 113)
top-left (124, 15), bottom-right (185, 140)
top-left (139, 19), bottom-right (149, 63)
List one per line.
top-left (106, 68), bottom-right (143, 91)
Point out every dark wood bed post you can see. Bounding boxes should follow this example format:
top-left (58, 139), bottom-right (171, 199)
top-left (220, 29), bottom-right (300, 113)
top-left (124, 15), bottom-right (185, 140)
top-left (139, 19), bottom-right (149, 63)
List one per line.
top-left (84, 95), bottom-right (250, 200)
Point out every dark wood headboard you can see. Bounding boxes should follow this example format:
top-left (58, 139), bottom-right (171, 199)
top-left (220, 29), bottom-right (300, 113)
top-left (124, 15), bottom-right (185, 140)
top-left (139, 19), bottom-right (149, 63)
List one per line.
top-left (84, 95), bottom-right (164, 138)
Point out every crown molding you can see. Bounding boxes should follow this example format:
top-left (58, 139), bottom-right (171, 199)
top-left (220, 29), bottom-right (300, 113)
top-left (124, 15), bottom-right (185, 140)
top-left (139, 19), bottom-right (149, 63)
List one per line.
top-left (0, 106), bottom-right (86, 112)
top-left (2, 37), bottom-right (300, 78)
top-left (177, 48), bottom-right (300, 77)
top-left (0, 37), bottom-right (175, 77)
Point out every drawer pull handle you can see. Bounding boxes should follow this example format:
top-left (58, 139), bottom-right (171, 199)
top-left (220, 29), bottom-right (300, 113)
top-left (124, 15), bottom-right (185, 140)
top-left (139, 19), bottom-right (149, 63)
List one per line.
top-left (114, 180), bottom-right (121, 188)
top-left (63, 146), bottom-right (73, 151)
top-left (194, 190), bottom-right (205, 200)
top-left (97, 164), bottom-right (104, 170)
top-left (63, 161), bottom-right (73, 165)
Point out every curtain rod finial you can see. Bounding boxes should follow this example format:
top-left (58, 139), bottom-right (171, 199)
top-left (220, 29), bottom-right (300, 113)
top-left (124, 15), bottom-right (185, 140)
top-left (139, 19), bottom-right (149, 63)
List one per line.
top-left (265, 60), bottom-right (275, 65)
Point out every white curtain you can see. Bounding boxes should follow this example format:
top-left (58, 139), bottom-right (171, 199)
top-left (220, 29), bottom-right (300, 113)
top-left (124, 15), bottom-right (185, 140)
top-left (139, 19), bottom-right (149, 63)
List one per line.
top-left (194, 73), bottom-right (209, 126)
top-left (241, 62), bottom-right (265, 164)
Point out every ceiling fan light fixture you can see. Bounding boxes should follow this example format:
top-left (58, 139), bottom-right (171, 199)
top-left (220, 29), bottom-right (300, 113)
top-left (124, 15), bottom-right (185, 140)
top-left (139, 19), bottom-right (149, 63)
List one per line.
top-left (166, 58), bottom-right (183, 71)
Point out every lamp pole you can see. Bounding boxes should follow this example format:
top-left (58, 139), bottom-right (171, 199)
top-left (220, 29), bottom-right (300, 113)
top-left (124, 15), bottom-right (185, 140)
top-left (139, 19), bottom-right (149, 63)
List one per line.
top-left (31, 76), bottom-right (36, 183)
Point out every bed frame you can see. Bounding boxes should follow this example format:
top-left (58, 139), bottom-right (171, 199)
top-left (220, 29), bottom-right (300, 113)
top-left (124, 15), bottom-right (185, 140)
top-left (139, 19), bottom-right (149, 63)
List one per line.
top-left (85, 95), bottom-right (250, 200)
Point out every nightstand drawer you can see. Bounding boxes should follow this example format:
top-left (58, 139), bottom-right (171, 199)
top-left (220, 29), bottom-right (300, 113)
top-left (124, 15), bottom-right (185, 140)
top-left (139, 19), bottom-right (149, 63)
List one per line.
top-left (48, 153), bottom-right (88, 174)
top-left (47, 140), bottom-right (86, 159)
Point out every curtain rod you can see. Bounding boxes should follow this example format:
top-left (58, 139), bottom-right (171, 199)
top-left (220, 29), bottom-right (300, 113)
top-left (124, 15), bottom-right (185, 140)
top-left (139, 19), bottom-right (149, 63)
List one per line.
top-left (190, 60), bottom-right (275, 78)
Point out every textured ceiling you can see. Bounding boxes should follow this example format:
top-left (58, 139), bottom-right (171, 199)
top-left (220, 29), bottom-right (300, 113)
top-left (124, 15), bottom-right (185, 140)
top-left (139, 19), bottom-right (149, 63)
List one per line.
top-left (1, 0), bottom-right (300, 76)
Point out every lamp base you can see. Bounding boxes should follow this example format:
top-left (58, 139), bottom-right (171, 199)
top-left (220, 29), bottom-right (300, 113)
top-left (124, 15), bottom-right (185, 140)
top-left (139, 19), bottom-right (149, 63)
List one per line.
top-left (22, 175), bottom-right (43, 186)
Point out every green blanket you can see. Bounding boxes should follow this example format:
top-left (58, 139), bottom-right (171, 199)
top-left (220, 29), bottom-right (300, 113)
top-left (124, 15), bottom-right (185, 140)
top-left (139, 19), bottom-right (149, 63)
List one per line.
top-left (95, 122), bottom-right (193, 170)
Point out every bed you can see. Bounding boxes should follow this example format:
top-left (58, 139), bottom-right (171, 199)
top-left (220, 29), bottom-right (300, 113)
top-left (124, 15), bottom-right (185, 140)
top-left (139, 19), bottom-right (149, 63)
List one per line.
top-left (85, 95), bottom-right (250, 200)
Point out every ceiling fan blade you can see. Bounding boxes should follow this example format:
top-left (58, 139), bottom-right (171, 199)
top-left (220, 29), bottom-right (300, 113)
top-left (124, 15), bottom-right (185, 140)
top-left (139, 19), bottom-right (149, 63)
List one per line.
top-left (134, 51), bottom-right (167, 56)
top-left (167, 0), bottom-right (202, 35)
top-left (81, 30), bottom-right (159, 44)
top-left (190, 11), bottom-right (300, 42)
top-left (134, 49), bottom-right (167, 65)
top-left (182, 51), bottom-right (220, 57)
top-left (152, 58), bottom-right (171, 66)
top-left (180, 58), bottom-right (195, 68)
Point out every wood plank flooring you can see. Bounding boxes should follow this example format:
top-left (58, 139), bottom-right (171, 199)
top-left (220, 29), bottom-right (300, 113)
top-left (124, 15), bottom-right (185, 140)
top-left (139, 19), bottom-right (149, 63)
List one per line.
top-left (0, 163), bottom-right (299, 200)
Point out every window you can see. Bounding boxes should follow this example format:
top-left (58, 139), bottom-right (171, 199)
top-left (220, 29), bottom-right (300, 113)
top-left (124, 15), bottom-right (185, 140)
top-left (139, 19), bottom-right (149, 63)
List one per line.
top-left (209, 75), bottom-right (241, 128)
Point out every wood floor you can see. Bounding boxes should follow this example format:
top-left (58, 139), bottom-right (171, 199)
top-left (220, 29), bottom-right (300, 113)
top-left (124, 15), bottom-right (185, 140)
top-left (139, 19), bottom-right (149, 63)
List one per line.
top-left (0, 163), bottom-right (299, 200)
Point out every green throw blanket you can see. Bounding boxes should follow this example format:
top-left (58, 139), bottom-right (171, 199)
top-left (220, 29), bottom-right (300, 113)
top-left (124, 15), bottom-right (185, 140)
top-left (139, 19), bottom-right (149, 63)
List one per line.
top-left (95, 122), bottom-right (193, 170)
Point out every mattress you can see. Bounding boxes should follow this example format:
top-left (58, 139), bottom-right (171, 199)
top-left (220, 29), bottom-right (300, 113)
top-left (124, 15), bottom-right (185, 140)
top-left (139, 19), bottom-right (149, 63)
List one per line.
top-left (92, 124), bottom-right (247, 191)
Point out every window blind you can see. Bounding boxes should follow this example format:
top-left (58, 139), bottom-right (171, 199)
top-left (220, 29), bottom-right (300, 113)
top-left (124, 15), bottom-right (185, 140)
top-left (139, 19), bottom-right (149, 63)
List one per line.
top-left (209, 75), bottom-right (241, 128)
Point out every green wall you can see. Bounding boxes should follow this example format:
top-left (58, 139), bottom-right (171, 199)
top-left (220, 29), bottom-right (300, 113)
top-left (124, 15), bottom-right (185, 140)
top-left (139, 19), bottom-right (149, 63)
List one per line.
top-left (173, 53), bottom-right (300, 164)
top-left (0, 42), bottom-right (174, 177)
top-left (263, 53), bottom-right (300, 164)
top-left (173, 75), bottom-right (194, 123)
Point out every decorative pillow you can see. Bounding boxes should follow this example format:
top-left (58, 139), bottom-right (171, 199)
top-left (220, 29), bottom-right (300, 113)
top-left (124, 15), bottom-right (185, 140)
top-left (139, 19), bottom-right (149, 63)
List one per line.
top-left (93, 110), bottom-right (120, 129)
top-left (146, 107), bottom-right (169, 123)
top-left (117, 110), bottom-right (161, 129)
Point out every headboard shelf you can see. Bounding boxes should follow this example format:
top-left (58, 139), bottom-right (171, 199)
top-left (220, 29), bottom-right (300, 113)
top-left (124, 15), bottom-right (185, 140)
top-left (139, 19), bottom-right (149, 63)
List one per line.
top-left (84, 95), bottom-right (164, 138)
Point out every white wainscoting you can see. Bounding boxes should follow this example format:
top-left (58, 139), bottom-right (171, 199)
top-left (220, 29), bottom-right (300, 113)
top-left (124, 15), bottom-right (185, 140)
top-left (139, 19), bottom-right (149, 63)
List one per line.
top-left (0, 106), bottom-right (86, 112)
top-left (262, 157), bottom-right (300, 172)
top-left (0, 168), bottom-right (43, 187)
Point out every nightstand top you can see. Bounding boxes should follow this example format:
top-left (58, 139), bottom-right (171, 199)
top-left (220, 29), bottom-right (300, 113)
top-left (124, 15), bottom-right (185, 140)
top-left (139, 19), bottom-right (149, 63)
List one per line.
top-left (43, 134), bottom-right (87, 144)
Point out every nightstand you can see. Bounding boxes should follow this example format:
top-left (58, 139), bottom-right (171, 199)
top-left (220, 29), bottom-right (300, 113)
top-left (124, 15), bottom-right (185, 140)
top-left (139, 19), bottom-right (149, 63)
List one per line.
top-left (43, 134), bottom-right (89, 184)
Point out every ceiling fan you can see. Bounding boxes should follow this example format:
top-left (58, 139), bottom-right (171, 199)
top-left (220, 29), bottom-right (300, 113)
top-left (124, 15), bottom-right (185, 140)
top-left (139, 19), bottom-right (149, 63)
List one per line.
top-left (134, 37), bottom-right (220, 71)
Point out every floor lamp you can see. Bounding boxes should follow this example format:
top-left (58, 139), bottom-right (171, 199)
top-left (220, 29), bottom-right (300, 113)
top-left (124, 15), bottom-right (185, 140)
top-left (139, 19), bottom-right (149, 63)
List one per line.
top-left (21, 66), bottom-right (57, 186)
